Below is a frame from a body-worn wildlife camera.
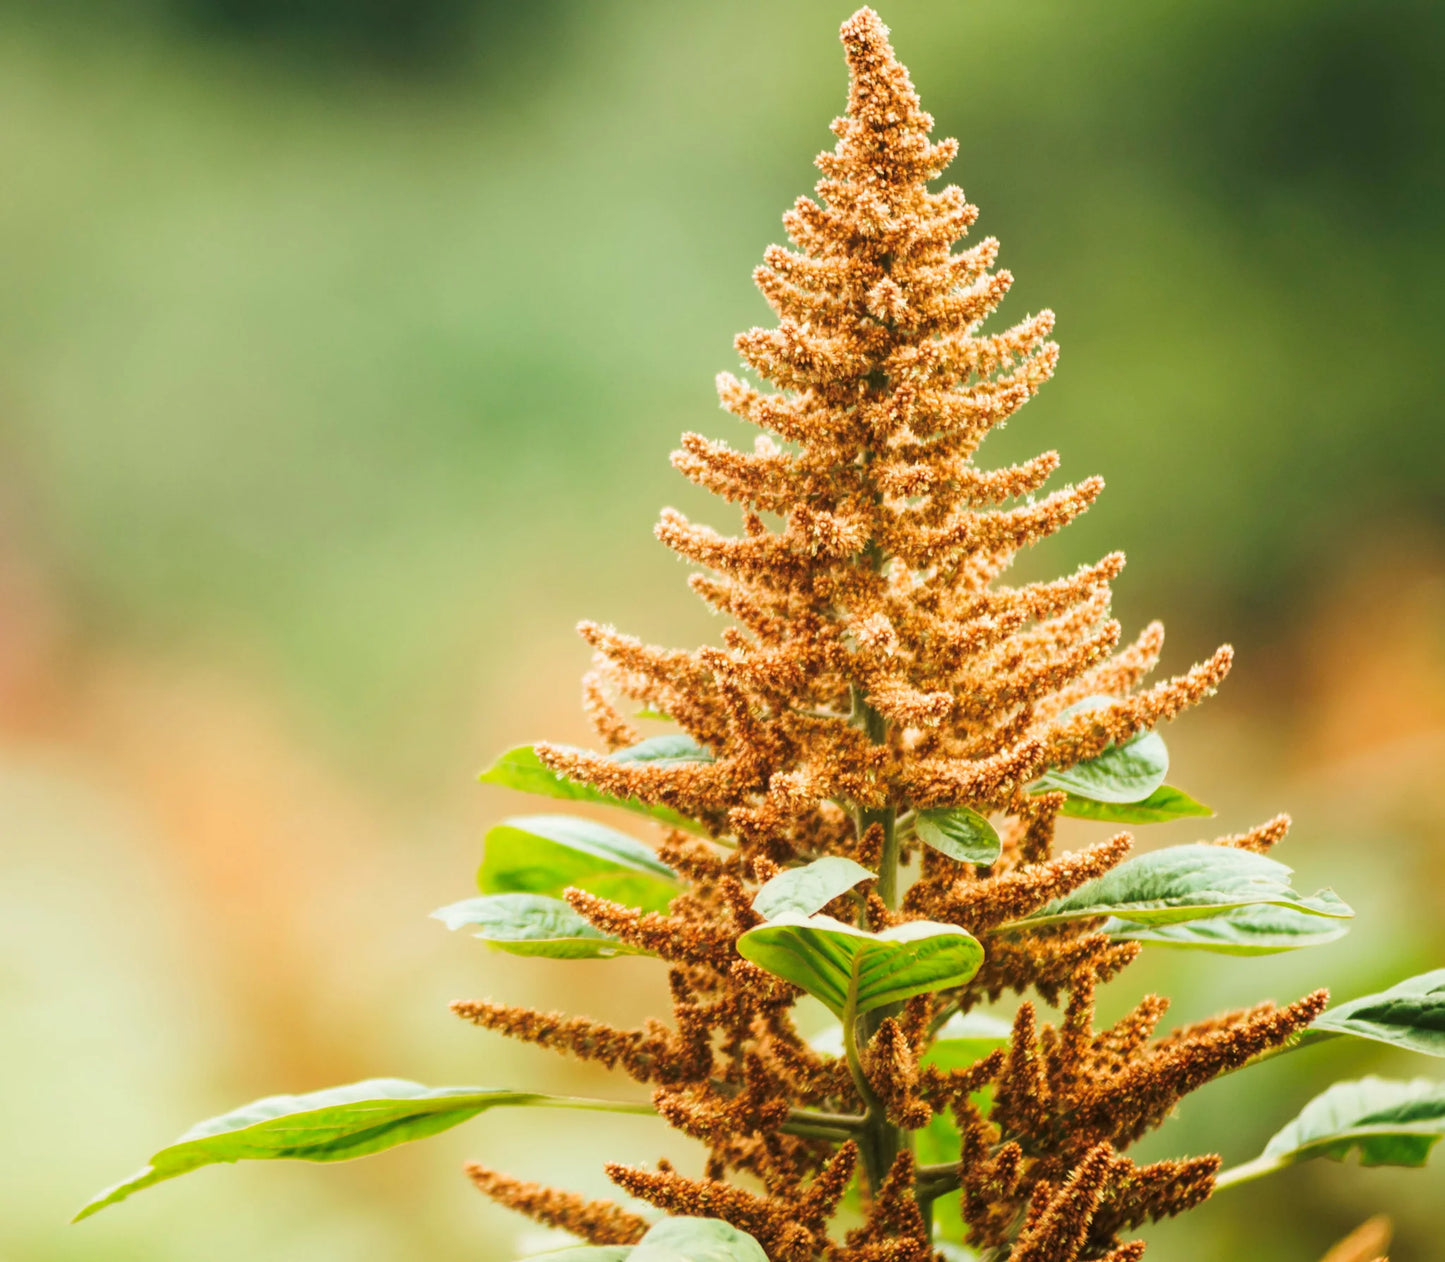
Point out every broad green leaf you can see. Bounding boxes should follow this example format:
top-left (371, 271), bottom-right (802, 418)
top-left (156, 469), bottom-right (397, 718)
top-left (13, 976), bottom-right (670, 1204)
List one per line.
top-left (432, 893), bottom-right (651, 959)
top-left (1057, 784), bottom-right (1212, 824)
top-left (479, 814), bottom-right (679, 913)
top-left (915, 807), bottom-right (1002, 866)
top-left (737, 914), bottom-right (984, 1020)
top-left (1304, 970), bottom-right (1445, 1057)
top-left (752, 856), bottom-right (874, 920)
top-left (934, 1243), bottom-right (979, 1262)
top-left (74, 1080), bottom-right (648, 1221)
top-left (632, 1216), bottom-right (768, 1262)
top-left (1036, 730), bottom-right (1168, 802)
top-left (925, 1011), bottom-right (1014, 1071)
top-left (1104, 902), bottom-right (1351, 955)
top-left (610, 734), bottom-right (715, 767)
top-left (479, 745), bottom-right (709, 837)
top-left (1215, 1076), bottom-right (1445, 1190)
top-left (635, 706), bottom-right (672, 721)
top-left (1035, 697), bottom-right (1170, 804)
top-left (1013, 844), bottom-right (1353, 930)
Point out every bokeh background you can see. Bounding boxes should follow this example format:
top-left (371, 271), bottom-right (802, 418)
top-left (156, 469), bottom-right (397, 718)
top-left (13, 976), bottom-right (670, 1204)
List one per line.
top-left (3, 0), bottom-right (1442, 1258)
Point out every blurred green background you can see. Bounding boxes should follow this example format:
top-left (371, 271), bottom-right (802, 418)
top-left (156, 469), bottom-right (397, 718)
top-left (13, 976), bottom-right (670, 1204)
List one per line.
top-left (2, 1), bottom-right (1441, 1258)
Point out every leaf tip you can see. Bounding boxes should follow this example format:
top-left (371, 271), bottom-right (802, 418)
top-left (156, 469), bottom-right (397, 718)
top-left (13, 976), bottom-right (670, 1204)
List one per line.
top-left (71, 1166), bottom-right (157, 1223)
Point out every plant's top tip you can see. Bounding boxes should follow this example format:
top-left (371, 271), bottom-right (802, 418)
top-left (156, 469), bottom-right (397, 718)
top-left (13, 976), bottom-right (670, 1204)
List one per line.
top-left (840, 6), bottom-right (889, 44)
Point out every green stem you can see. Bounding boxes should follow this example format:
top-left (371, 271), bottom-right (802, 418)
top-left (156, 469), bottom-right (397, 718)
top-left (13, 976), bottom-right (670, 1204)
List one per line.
top-left (1210, 1154), bottom-right (1279, 1192)
top-left (846, 682), bottom-right (905, 1200)
top-left (530, 1096), bottom-right (665, 1117)
top-left (843, 980), bottom-right (886, 1152)
top-left (915, 1163), bottom-right (963, 1197)
top-left (536, 1094), bottom-right (866, 1138)
top-left (786, 1106), bottom-right (869, 1133)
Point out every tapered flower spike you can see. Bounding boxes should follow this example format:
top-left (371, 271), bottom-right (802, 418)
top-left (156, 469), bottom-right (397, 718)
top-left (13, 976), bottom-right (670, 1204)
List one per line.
top-left (449, 9), bottom-right (1316, 1259)
top-left (465, 1165), bottom-right (647, 1245)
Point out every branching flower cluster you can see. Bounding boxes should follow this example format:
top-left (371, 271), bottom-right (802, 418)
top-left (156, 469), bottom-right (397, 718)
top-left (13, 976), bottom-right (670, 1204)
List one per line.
top-left (77, 10), bottom-right (1444, 1262)
top-left (450, 14), bottom-right (1315, 1258)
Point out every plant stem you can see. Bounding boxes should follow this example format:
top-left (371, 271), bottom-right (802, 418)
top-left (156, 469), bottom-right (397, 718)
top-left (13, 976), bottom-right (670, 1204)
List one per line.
top-left (1210, 1154), bottom-right (1277, 1191)
top-left (847, 682), bottom-right (904, 1200)
top-left (530, 1096), bottom-right (667, 1117)
top-left (842, 972), bottom-right (896, 1193)
top-left (786, 1107), bottom-right (869, 1133)
top-left (916, 1163), bottom-right (963, 1196)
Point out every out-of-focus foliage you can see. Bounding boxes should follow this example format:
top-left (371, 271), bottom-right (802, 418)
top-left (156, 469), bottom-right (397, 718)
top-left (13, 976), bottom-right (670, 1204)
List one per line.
top-left (0, 2), bottom-right (1440, 1261)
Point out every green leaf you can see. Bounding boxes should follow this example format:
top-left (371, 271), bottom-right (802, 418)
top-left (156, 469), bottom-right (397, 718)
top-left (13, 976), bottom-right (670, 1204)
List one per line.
top-left (1104, 902), bottom-right (1352, 955)
top-left (74, 1080), bottom-right (646, 1221)
top-left (752, 856), bottom-right (874, 920)
top-left (737, 914), bottom-right (984, 1020)
top-left (610, 734), bottom-right (715, 767)
top-left (635, 706), bottom-right (672, 721)
top-left (1304, 969), bottom-right (1445, 1057)
top-left (432, 893), bottom-right (651, 958)
top-left (1035, 697), bottom-right (1169, 804)
top-left (914, 807), bottom-right (1003, 866)
top-left (924, 1011), bottom-right (1014, 1071)
top-left (632, 1216), bottom-right (768, 1262)
top-left (1056, 784), bottom-right (1213, 824)
top-left (479, 814), bottom-right (679, 913)
top-left (1013, 843), bottom-right (1353, 930)
top-left (1215, 1076), bottom-right (1445, 1190)
top-left (479, 745), bottom-right (709, 837)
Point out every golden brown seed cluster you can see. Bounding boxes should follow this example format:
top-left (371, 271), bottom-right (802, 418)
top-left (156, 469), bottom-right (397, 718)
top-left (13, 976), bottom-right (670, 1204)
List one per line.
top-left (454, 9), bottom-right (1320, 1258)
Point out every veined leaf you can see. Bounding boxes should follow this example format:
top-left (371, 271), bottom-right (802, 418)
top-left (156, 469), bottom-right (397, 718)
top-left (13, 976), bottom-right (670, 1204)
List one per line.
top-left (74, 1080), bottom-right (652, 1221)
top-left (1035, 697), bottom-right (1169, 804)
top-left (1215, 1076), bottom-right (1445, 1190)
top-left (1013, 843), bottom-right (1353, 930)
top-left (610, 734), bottom-right (715, 767)
top-left (432, 893), bottom-right (651, 959)
top-left (925, 1011), bottom-right (1014, 1071)
top-left (479, 814), bottom-right (679, 913)
top-left (752, 856), bottom-right (874, 920)
top-left (479, 745), bottom-right (709, 837)
top-left (914, 807), bottom-right (1002, 866)
top-left (1057, 784), bottom-right (1212, 824)
top-left (1104, 902), bottom-right (1351, 955)
top-left (1304, 969), bottom-right (1445, 1057)
top-left (632, 1216), bottom-right (768, 1262)
top-left (737, 914), bottom-right (984, 1020)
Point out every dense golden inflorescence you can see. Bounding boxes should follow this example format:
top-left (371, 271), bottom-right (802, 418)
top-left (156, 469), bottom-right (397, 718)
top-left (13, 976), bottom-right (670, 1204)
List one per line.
top-left (454, 9), bottom-right (1322, 1258)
